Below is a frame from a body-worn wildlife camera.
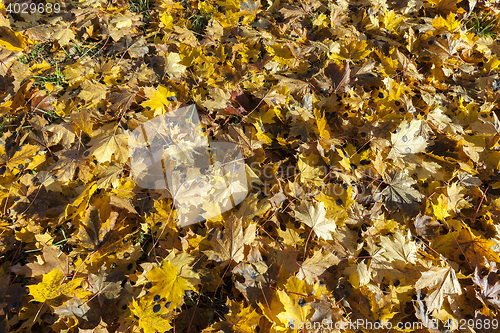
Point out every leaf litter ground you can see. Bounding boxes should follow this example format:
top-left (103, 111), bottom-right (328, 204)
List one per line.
top-left (2, 0), bottom-right (500, 332)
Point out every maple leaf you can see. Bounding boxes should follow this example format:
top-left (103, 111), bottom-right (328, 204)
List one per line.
top-left (145, 199), bottom-right (177, 236)
top-left (86, 132), bottom-right (129, 164)
top-left (292, 201), bottom-right (337, 241)
top-left (95, 164), bottom-right (123, 189)
top-left (379, 229), bottom-right (418, 265)
top-left (277, 281), bottom-right (311, 327)
top-left (28, 269), bottom-right (83, 303)
top-left (387, 119), bottom-right (429, 164)
top-left (415, 265), bottom-right (462, 313)
top-left (296, 250), bottom-right (339, 284)
top-left (71, 108), bottom-right (94, 136)
top-left (64, 182), bottom-right (98, 221)
top-left (380, 171), bottom-right (424, 214)
top-left (87, 264), bottom-right (122, 305)
top-left (146, 253), bottom-right (200, 309)
top-left (72, 205), bottom-right (135, 261)
top-left (433, 225), bottom-right (500, 265)
top-left (130, 297), bottom-right (173, 333)
top-left (204, 216), bottom-right (256, 264)
top-left (414, 213), bottom-right (441, 239)
top-left (10, 186), bottom-right (60, 220)
top-left (42, 123), bottom-right (76, 149)
top-left (140, 85), bottom-right (176, 115)
top-left (329, 39), bottom-right (371, 62)
top-left (209, 299), bottom-right (261, 333)
top-left (52, 24), bottom-right (76, 47)
top-left (47, 148), bottom-right (89, 183)
top-left (0, 26), bottom-right (27, 51)
top-left (227, 124), bottom-right (263, 156)
top-left (76, 206), bottom-right (118, 251)
top-left (78, 79), bottom-right (108, 105)
top-left (53, 297), bottom-right (90, 319)
top-left (0, 139), bottom-right (39, 172)
top-left (11, 245), bottom-right (73, 277)
top-left (472, 266), bottom-right (500, 309)
top-left (273, 276), bottom-right (329, 329)
top-left (108, 89), bottom-right (137, 116)
top-left (164, 52), bottom-right (187, 78)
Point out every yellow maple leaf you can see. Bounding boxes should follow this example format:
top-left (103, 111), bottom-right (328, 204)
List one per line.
top-left (28, 269), bottom-right (83, 303)
top-left (130, 297), bottom-right (173, 333)
top-left (383, 10), bottom-right (403, 33)
top-left (432, 193), bottom-right (451, 221)
top-left (0, 26), bottom-right (27, 51)
top-left (141, 85), bottom-right (176, 116)
top-left (78, 80), bottom-right (107, 105)
top-left (146, 254), bottom-right (200, 309)
top-left (210, 299), bottom-right (261, 333)
top-left (0, 143), bottom-right (39, 172)
top-left (329, 39), bottom-right (371, 62)
top-left (432, 12), bottom-right (461, 31)
top-left (52, 24), bottom-right (76, 47)
top-left (297, 152), bottom-right (325, 186)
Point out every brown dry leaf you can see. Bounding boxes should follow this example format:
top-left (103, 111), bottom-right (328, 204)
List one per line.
top-left (87, 264), bottom-right (122, 304)
top-left (296, 250), bottom-right (339, 284)
top-left (86, 132), bottom-right (129, 164)
top-left (11, 245), bottom-right (73, 277)
top-left (204, 216), bottom-right (256, 264)
top-left (292, 201), bottom-right (337, 241)
top-left (415, 266), bottom-right (462, 313)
